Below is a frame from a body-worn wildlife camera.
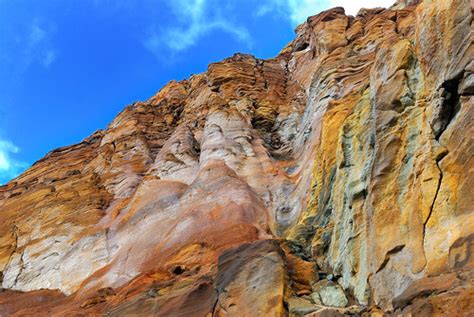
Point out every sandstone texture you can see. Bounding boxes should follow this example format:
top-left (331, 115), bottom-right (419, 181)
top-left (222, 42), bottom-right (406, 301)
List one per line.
top-left (0, 0), bottom-right (473, 315)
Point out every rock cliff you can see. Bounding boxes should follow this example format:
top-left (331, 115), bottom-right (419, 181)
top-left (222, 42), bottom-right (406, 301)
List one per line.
top-left (0, 0), bottom-right (473, 315)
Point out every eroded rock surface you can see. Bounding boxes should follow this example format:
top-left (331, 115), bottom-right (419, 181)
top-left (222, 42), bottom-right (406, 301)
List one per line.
top-left (0, 0), bottom-right (473, 315)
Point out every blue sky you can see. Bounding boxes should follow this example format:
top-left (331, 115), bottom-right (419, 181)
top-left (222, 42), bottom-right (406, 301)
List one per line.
top-left (0, 0), bottom-right (394, 185)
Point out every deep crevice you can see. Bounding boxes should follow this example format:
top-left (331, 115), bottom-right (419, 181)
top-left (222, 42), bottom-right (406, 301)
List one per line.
top-left (425, 176), bottom-right (442, 229)
top-left (172, 265), bottom-right (185, 275)
top-left (435, 77), bottom-right (462, 140)
top-left (421, 148), bottom-right (448, 262)
top-left (294, 42), bottom-right (309, 52)
top-left (210, 293), bottom-right (219, 317)
top-left (423, 151), bottom-right (446, 229)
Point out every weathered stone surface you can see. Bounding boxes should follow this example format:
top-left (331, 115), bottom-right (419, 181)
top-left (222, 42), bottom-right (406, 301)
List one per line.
top-left (214, 240), bottom-right (286, 316)
top-left (287, 296), bottom-right (318, 315)
top-left (0, 0), bottom-right (473, 315)
top-left (311, 280), bottom-right (348, 308)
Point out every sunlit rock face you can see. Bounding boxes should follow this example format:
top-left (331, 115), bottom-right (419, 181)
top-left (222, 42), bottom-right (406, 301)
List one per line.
top-left (0, 0), bottom-right (473, 315)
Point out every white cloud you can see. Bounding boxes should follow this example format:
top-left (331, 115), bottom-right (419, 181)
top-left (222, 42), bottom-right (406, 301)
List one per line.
top-left (0, 139), bottom-right (28, 185)
top-left (256, 0), bottom-right (396, 26)
top-left (144, 0), bottom-right (251, 55)
top-left (286, 0), bottom-right (328, 25)
top-left (330, 0), bottom-right (395, 15)
top-left (255, 0), bottom-right (328, 26)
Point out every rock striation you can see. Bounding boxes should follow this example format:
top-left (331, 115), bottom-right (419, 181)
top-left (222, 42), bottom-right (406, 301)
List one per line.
top-left (0, 0), bottom-right (473, 315)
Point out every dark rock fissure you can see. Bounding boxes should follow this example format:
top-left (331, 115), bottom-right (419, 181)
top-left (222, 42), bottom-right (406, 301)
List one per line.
top-left (435, 76), bottom-right (462, 140)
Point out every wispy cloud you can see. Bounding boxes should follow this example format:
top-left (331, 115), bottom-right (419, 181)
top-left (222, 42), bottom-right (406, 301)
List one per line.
top-left (0, 139), bottom-right (28, 185)
top-left (24, 19), bottom-right (58, 69)
top-left (144, 0), bottom-right (251, 56)
top-left (0, 18), bottom-right (58, 74)
top-left (42, 50), bottom-right (57, 67)
top-left (143, 0), bottom-right (395, 58)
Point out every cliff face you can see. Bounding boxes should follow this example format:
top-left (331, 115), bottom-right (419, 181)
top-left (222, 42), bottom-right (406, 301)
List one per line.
top-left (0, 0), bottom-right (473, 315)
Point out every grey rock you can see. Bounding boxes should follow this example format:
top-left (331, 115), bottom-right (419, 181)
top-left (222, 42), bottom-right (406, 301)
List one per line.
top-left (287, 296), bottom-right (319, 315)
top-left (311, 280), bottom-right (349, 308)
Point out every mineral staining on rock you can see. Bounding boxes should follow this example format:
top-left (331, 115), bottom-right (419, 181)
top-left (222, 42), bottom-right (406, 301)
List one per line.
top-left (0, 0), bottom-right (473, 315)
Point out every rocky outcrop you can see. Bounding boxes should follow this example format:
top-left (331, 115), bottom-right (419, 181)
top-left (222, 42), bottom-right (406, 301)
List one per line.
top-left (0, 0), bottom-right (473, 315)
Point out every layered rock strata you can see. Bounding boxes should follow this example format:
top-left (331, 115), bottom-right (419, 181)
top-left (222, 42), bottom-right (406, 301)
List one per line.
top-left (0, 0), bottom-right (473, 315)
